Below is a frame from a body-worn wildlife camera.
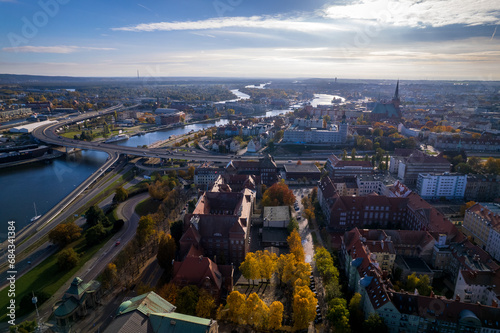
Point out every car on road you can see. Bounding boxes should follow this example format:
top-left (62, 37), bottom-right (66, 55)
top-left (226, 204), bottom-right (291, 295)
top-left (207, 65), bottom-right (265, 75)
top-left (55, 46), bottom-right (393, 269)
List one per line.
top-left (115, 240), bottom-right (121, 246)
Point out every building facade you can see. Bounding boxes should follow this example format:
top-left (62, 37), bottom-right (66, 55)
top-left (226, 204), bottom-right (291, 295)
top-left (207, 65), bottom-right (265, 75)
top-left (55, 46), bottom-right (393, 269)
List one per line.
top-left (416, 172), bottom-right (467, 200)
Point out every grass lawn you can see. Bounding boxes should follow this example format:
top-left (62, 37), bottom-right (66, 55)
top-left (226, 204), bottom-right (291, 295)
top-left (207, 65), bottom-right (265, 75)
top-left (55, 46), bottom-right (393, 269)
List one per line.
top-left (135, 197), bottom-right (162, 217)
top-left (0, 225), bottom-right (116, 322)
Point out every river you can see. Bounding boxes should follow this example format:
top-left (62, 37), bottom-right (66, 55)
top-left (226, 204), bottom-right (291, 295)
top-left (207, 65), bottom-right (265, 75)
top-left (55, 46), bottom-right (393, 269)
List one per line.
top-left (0, 150), bottom-right (108, 241)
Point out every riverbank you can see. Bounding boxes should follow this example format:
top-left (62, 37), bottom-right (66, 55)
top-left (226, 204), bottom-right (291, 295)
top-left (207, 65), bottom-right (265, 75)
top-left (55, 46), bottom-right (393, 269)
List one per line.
top-left (0, 151), bottom-right (64, 169)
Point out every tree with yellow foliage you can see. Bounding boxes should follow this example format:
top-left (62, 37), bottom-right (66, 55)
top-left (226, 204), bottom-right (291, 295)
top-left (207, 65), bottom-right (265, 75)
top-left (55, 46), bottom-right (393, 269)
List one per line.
top-left (226, 291), bottom-right (247, 325)
top-left (246, 293), bottom-right (269, 330)
top-left (239, 252), bottom-right (260, 285)
top-left (255, 250), bottom-right (277, 283)
top-left (196, 289), bottom-right (216, 319)
top-left (157, 282), bottom-right (178, 305)
top-left (288, 230), bottom-right (304, 262)
top-left (276, 253), bottom-right (295, 283)
top-left (293, 285), bottom-right (317, 330)
top-left (101, 263), bottom-right (117, 289)
top-left (268, 301), bottom-right (284, 330)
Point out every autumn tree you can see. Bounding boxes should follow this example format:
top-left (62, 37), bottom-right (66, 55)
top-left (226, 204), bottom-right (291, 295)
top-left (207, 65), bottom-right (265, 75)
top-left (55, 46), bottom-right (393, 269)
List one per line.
top-left (157, 282), bottom-right (178, 305)
top-left (268, 301), bottom-right (284, 330)
top-left (256, 250), bottom-right (277, 283)
top-left (187, 166), bottom-right (195, 179)
top-left (226, 291), bottom-right (247, 325)
top-left (176, 285), bottom-right (199, 315)
top-left (157, 233), bottom-right (176, 270)
top-left (261, 180), bottom-right (295, 207)
top-left (460, 201), bottom-right (477, 215)
top-left (246, 292), bottom-right (269, 330)
top-left (48, 222), bottom-right (82, 247)
top-left (276, 253), bottom-right (295, 283)
top-left (101, 263), bottom-right (118, 289)
top-left (57, 248), bottom-right (79, 270)
top-left (351, 148), bottom-right (357, 160)
top-left (136, 215), bottom-right (155, 246)
top-left (293, 285), bottom-right (317, 330)
top-left (114, 186), bottom-right (128, 203)
top-left (239, 252), bottom-right (260, 284)
top-left (196, 289), bottom-right (216, 319)
top-left (288, 230), bottom-right (304, 262)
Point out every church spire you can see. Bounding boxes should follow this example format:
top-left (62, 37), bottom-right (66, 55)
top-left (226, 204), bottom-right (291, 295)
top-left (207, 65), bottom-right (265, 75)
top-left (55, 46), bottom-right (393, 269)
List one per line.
top-left (393, 79), bottom-right (400, 100)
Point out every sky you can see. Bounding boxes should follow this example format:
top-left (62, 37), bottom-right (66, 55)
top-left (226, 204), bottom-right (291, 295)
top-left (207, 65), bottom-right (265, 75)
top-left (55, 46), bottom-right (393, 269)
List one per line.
top-left (0, 0), bottom-right (499, 80)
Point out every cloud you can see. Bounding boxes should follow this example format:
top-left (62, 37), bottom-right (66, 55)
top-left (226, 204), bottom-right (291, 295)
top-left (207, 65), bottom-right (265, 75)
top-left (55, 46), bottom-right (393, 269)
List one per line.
top-left (323, 0), bottom-right (500, 28)
top-left (2, 46), bottom-right (116, 53)
top-left (112, 15), bottom-right (347, 33)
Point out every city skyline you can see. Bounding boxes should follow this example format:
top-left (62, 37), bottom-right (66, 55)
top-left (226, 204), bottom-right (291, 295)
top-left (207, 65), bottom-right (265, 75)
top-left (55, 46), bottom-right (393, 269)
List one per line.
top-left (0, 0), bottom-right (499, 80)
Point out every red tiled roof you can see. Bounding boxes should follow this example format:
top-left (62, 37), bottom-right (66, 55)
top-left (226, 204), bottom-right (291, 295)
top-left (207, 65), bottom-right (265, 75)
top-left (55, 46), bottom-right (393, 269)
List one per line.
top-left (467, 203), bottom-right (500, 229)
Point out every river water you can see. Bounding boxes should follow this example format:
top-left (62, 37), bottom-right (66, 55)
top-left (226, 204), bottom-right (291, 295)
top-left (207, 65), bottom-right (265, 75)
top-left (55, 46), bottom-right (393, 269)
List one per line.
top-left (0, 150), bottom-right (108, 240)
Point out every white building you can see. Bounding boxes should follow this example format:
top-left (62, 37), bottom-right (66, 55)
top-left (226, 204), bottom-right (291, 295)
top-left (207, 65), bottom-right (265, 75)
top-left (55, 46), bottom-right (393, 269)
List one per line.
top-left (416, 172), bottom-right (467, 200)
top-left (356, 174), bottom-right (386, 195)
top-left (454, 270), bottom-right (500, 307)
top-left (283, 122), bottom-right (348, 144)
top-left (294, 117), bottom-right (323, 128)
top-left (246, 139), bottom-right (261, 153)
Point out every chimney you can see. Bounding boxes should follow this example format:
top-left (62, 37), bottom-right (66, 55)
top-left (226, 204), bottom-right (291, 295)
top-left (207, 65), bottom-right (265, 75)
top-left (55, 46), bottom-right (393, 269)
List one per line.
top-left (492, 300), bottom-right (498, 308)
top-left (455, 295), bottom-right (460, 302)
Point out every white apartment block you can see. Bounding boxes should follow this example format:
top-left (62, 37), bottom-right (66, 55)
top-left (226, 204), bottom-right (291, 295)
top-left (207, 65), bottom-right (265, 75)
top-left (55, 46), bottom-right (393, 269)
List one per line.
top-left (416, 172), bottom-right (467, 200)
top-left (283, 123), bottom-right (348, 144)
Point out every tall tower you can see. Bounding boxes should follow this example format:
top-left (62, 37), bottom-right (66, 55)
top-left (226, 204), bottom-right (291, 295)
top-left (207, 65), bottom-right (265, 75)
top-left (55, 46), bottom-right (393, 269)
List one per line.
top-left (392, 80), bottom-right (400, 109)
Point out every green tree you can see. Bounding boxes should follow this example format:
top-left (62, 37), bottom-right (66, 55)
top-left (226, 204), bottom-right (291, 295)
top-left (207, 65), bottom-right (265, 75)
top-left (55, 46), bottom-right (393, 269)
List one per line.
top-left (114, 186), bottom-right (128, 202)
top-left (314, 247), bottom-right (339, 284)
top-left (57, 248), bottom-right (79, 270)
top-left (351, 148), bottom-right (357, 161)
top-left (176, 286), bottom-right (199, 316)
top-left (9, 320), bottom-right (37, 333)
top-left (136, 215), bottom-right (155, 246)
top-left (157, 233), bottom-right (177, 270)
top-left (85, 205), bottom-right (107, 227)
top-left (287, 217), bottom-right (299, 234)
top-left (48, 222), bottom-right (82, 247)
top-left (349, 293), bottom-right (364, 331)
top-left (85, 222), bottom-right (107, 246)
top-left (327, 298), bottom-right (350, 333)
top-left (363, 313), bottom-right (388, 333)
top-left (343, 149), bottom-right (347, 160)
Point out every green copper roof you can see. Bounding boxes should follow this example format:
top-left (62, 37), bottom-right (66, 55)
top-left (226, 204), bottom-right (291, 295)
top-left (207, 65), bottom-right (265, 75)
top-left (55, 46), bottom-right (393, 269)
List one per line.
top-left (149, 312), bottom-right (213, 333)
top-left (54, 297), bottom-right (79, 317)
top-left (116, 291), bottom-right (176, 317)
